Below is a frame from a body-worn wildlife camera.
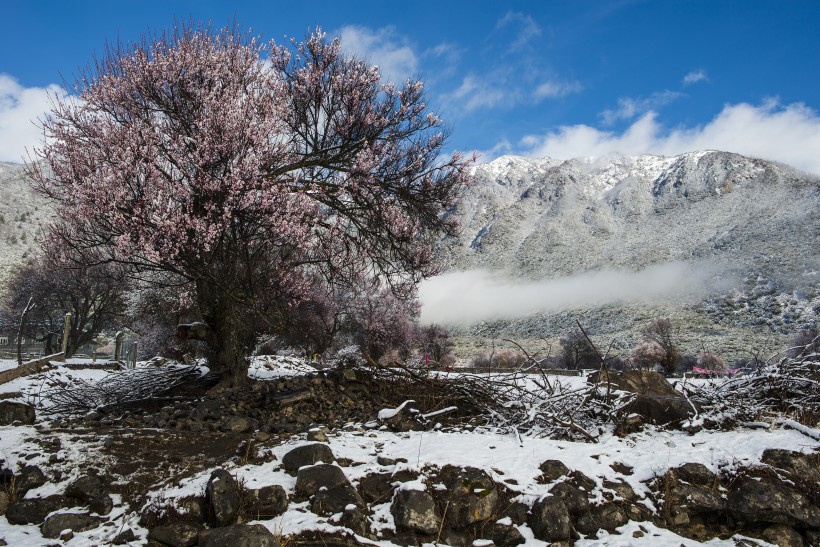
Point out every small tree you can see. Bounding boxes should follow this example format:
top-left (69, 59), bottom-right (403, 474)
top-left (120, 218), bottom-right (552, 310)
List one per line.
top-left (29, 23), bottom-right (470, 384)
top-left (697, 351), bottom-right (726, 372)
top-left (640, 318), bottom-right (680, 375)
top-left (420, 324), bottom-right (453, 362)
top-left (629, 341), bottom-right (666, 370)
top-left (2, 259), bottom-right (129, 358)
top-left (559, 329), bottom-right (599, 370)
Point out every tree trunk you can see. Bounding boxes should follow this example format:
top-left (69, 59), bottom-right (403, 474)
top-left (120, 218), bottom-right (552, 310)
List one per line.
top-left (197, 286), bottom-right (255, 387)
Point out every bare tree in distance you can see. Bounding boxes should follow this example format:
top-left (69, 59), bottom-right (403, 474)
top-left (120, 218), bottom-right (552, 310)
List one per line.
top-left (28, 23), bottom-right (471, 384)
top-left (640, 318), bottom-right (680, 375)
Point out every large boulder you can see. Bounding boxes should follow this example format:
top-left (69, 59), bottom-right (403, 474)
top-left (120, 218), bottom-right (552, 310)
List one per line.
top-left (206, 469), bottom-right (241, 527)
top-left (593, 369), bottom-right (695, 426)
top-left (148, 521), bottom-right (205, 547)
top-left (727, 476), bottom-right (820, 528)
top-left (437, 465), bottom-right (499, 528)
top-left (294, 464), bottom-right (349, 500)
top-left (537, 460), bottom-right (571, 483)
top-left (575, 503), bottom-right (628, 535)
top-left (245, 485), bottom-right (288, 520)
top-left (761, 449), bottom-right (820, 487)
top-left (14, 465), bottom-right (46, 493)
top-left (5, 495), bottom-right (71, 525)
top-left (65, 474), bottom-right (107, 502)
top-left (199, 524), bottom-right (279, 547)
top-left (40, 511), bottom-right (104, 539)
top-left (391, 488), bottom-right (440, 535)
top-left (548, 481), bottom-right (589, 515)
top-left (528, 496), bottom-right (571, 542)
top-left (0, 401), bottom-right (35, 425)
top-left (281, 443), bottom-right (336, 475)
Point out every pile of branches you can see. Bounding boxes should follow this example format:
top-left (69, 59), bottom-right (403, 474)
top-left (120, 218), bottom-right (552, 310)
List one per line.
top-left (681, 344), bottom-right (819, 431)
top-left (35, 364), bottom-right (204, 415)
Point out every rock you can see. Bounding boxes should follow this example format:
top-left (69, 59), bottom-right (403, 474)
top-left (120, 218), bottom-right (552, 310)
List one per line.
top-left (500, 500), bottom-right (530, 525)
top-left (14, 465), bottom-right (46, 492)
top-left (380, 400), bottom-right (424, 432)
top-left (199, 524), bottom-right (279, 547)
top-left (593, 369), bottom-right (695, 426)
top-left (528, 496), bottom-right (571, 542)
top-left (762, 524), bottom-right (805, 547)
top-left (307, 428), bottom-right (328, 442)
top-left (112, 527), bottom-right (136, 544)
top-left (575, 503), bottom-right (629, 535)
top-left (148, 521), bottom-right (205, 547)
top-left (221, 416), bottom-right (251, 433)
top-left (437, 465), bottom-right (499, 528)
top-left (538, 460), bottom-right (571, 483)
top-left (282, 443), bottom-right (336, 475)
top-left (358, 472), bottom-right (396, 503)
top-left (311, 484), bottom-right (365, 516)
top-left (40, 512), bottom-right (104, 539)
top-left (245, 485), bottom-right (288, 519)
top-left (727, 476), bottom-right (820, 528)
top-left (377, 455), bottom-right (397, 466)
top-left (569, 470), bottom-right (597, 492)
top-left (668, 463), bottom-right (718, 487)
top-left (762, 449), bottom-right (820, 486)
top-left (294, 464), bottom-right (350, 500)
top-left (391, 489), bottom-right (440, 535)
top-left (5, 495), bottom-right (70, 525)
top-left (65, 474), bottom-right (107, 502)
top-left (669, 483), bottom-right (724, 515)
top-left (111, 528), bottom-right (137, 545)
top-left (0, 492), bottom-right (9, 516)
top-left (339, 505), bottom-right (369, 536)
top-left (548, 482), bottom-right (589, 515)
top-left (206, 469), bottom-right (241, 527)
top-left (491, 522), bottom-right (526, 546)
top-left (603, 479), bottom-right (636, 501)
top-left (89, 494), bottom-right (114, 516)
top-left (0, 401), bottom-right (35, 425)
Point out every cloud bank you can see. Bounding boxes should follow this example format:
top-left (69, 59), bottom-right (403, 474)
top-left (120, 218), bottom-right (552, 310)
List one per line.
top-left (518, 100), bottom-right (820, 175)
top-left (418, 262), bottom-right (733, 326)
top-left (337, 26), bottom-right (418, 83)
top-left (0, 74), bottom-right (69, 163)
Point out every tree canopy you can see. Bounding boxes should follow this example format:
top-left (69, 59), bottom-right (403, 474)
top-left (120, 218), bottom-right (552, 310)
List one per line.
top-left (29, 23), bottom-right (471, 383)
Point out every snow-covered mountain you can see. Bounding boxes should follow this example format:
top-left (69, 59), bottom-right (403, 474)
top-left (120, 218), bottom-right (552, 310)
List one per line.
top-left (444, 151), bottom-right (819, 353)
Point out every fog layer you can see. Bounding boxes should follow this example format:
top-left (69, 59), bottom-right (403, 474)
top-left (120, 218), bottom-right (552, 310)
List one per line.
top-left (418, 261), bottom-right (733, 326)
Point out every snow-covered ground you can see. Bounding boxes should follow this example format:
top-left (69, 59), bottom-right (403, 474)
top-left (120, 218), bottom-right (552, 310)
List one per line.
top-left (1, 357), bottom-right (818, 546)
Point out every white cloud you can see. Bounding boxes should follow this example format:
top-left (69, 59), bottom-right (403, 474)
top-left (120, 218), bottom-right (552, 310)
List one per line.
top-left (337, 25), bottom-right (418, 83)
top-left (419, 262), bottom-right (727, 325)
top-left (443, 75), bottom-right (518, 113)
top-left (496, 11), bottom-right (542, 50)
top-left (0, 74), bottom-right (67, 163)
top-left (533, 80), bottom-right (583, 100)
top-left (683, 69), bottom-right (708, 86)
top-left (518, 100), bottom-right (820, 175)
top-left (600, 91), bottom-right (683, 125)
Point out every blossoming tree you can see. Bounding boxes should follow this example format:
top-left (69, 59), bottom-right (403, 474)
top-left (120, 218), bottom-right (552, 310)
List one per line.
top-left (29, 23), bottom-right (470, 384)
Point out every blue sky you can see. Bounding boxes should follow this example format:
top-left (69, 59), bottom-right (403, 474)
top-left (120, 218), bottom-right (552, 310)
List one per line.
top-left (2, 0), bottom-right (820, 173)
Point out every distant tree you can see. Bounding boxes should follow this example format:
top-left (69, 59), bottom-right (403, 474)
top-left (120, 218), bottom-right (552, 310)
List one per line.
top-left (697, 351), bottom-right (726, 372)
top-left (790, 327), bottom-right (819, 358)
top-left (629, 341), bottom-right (666, 370)
top-left (560, 329), bottom-right (599, 370)
top-left (2, 259), bottom-right (128, 358)
top-left (420, 324), bottom-right (453, 362)
top-left (640, 318), bottom-right (680, 375)
top-left (129, 279), bottom-right (199, 361)
top-left (29, 23), bottom-right (470, 384)
top-left (349, 288), bottom-right (418, 363)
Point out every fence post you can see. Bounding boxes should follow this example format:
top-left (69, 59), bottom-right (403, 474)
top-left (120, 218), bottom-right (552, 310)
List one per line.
top-left (131, 342), bottom-right (138, 369)
top-left (114, 331), bottom-right (124, 361)
top-left (60, 312), bottom-right (72, 362)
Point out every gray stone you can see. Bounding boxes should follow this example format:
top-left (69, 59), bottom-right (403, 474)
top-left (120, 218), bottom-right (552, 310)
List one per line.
top-left (14, 465), bottom-right (46, 492)
top-left (246, 485), bottom-right (288, 519)
top-left (307, 428), bottom-right (328, 442)
top-left (727, 476), bottom-right (820, 528)
top-left (762, 449), bottom-right (820, 486)
top-left (358, 472), bottom-right (396, 503)
top-left (669, 483), bottom-right (724, 515)
top-left (294, 464), bottom-right (350, 500)
top-left (282, 443), bottom-right (336, 475)
top-left (575, 503), bottom-right (629, 535)
top-left (491, 522), bottom-right (526, 546)
top-left (381, 401), bottom-right (424, 432)
top-left (339, 505), bottom-right (369, 536)
top-left (538, 460), bottom-right (570, 483)
top-left (112, 528), bottom-right (136, 544)
top-left (147, 521), bottom-right (204, 547)
top-left (593, 369), bottom-right (695, 426)
top-left (311, 484), bottom-right (365, 516)
top-left (40, 512), bottom-right (104, 539)
top-left (221, 416), bottom-right (251, 433)
top-left (549, 481), bottom-right (589, 515)
top-left (199, 524), bottom-right (279, 547)
top-left (762, 524), bottom-right (805, 547)
top-left (668, 463), bottom-right (718, 487)
top-left (65, 474), bottom-right (107, 502)
top-left (569, 470), bottom-right (597, 492)
top-left (0, 401), bottom-right (35, 425)
top-left (391, 489), bottom-right (440, 535)
top-left (89, 494), bottom-right (114, 516)
top-left (5, 495), bottom-right (70, 525)
top-left (528, 496), bottom-right (571, 542)
top-left (206, 469), bottom-right (240, 527)
top-left (437, 465), bottom-right (498, 528)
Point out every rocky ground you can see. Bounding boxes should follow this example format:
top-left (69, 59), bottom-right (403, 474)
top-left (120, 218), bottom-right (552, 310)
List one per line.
top-left (0, 356), bottom-right (818, 546)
